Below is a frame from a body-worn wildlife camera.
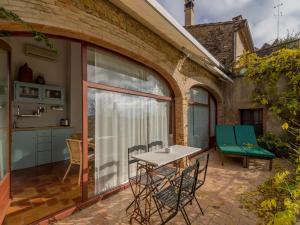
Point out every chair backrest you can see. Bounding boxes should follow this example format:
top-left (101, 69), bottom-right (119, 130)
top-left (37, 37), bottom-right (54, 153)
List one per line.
top-left (176, 161), bottom-right (200, 210)
top-left (148, 141), bottom-right (163, 152)
top-left (66, 139), bottom-right (82, 165)
top-left (215, 125), bottom-right (237, 146)
top-left (234, 125), bottom-right (258, 146)
top-left (70, 133), bottom-right (82, 140)
top-left (127, 145), bottom-right (147, 179)
top-left (195, 153), bottom-right (209, 189)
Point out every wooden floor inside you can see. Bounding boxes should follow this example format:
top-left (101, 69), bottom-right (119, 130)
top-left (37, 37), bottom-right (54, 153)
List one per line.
top-left (4, 162), bottom-right (84, 225)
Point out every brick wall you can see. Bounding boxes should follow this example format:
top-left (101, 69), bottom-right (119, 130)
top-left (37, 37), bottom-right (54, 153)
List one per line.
top-left (0, 0), bottom-right (226, 144)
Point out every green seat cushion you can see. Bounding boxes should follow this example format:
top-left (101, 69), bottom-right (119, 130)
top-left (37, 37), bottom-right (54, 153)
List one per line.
top-left (234, 125), bottom-right (258, 146)
top-left (243, 146), bottom-right (275, 158)
top-left (216, 125), bottom-right (237, 145)
top-left (218, 144), bottom-right (247, 155)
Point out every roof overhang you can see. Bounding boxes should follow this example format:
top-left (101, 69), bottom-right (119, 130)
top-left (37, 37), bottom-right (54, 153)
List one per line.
top-left (109, 0), bottom-right (233, 83)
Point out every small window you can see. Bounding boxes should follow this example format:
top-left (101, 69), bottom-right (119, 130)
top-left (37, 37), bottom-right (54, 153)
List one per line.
top-left (240, 109), bottom-right (263, 136)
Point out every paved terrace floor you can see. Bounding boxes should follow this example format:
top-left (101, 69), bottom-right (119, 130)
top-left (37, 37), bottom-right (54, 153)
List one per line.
top-left (56, 149), bottom-right (277, 225)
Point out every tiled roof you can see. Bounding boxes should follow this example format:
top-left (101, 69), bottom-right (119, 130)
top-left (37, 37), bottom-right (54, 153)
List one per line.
top-left (185, 16), bottom-right (252, 71)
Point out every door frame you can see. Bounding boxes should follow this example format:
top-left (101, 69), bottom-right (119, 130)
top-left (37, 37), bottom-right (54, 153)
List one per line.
top-left (0, 39), bottom-right (12, 225)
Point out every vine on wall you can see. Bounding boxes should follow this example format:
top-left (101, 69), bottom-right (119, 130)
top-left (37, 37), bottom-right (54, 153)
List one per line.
top-left (0, 7), bottom-right (57, 52)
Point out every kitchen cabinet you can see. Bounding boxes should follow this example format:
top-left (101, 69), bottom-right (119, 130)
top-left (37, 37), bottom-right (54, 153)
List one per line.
top-left (12, 127), bottom-right (74, 170)
top-left (42, 85), bottom-right (65, 105)
top-left (14, 81), bottom-right (42, 103)
top-left (36, 129), bottom-right (52, 166)
top-left (52, 128), bottom-right (74, 163)
top-left (12, 131), bottom-right (36, 170)
top-left (14, 81), bottom-right (65, 105)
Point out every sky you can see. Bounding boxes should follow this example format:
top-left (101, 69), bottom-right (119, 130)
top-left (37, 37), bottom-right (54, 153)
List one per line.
top-left (156, 0), bottom-right (300, 48)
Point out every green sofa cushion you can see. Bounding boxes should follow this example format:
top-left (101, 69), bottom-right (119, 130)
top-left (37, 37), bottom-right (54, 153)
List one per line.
top-left (218, 144), bottom-right (247, 155)
top-left (234, 125), bottom-right (258, 146)
top-left (216, 125), bottom-right (237, 146)
top-left (242, 146), bottom-right (275, 158)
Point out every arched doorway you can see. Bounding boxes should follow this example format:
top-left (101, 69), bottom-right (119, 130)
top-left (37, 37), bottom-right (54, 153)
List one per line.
top-left (188, 86), bottom-right (217, 149)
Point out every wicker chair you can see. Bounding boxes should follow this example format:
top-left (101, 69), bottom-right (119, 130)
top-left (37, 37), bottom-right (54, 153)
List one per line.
top-left (62, 139), bottom-right (94, 185)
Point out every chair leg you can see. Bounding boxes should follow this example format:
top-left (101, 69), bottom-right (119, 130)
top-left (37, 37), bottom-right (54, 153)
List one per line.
top-left (243, 157), bottom-right (247, 168)
top-left (269, 159), bottom-right (273, 171)
top-left (181, 207), bottom-right (192, 225)
top-left (221, 153), bottom-right (225, 166)
top-left (153, 196), bottom-right (164, 224)
top-left (62, 162), bottom-right (72, 182)
top-left (195, 197), bottom-right (204, 215)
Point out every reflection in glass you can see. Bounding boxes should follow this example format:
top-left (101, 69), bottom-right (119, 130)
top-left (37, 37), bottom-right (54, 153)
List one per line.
top-left (87, 47), bottom-right (171, 97)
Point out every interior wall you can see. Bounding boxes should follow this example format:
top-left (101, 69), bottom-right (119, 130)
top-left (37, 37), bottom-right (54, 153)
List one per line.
top-left (0, 36), bottom-right (81, 129)
top-left (68, 42), bottom-right (82, 133)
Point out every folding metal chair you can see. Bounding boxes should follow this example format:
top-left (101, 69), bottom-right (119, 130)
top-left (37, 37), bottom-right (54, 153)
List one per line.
top-left (153, 161), bottom-right (200, 225)
top-left (148, 141), bottom-right (177, 178)
top-left (172, 152), bottom-right (209, 215)
top-left (126, 145), bottom-right (162, 216)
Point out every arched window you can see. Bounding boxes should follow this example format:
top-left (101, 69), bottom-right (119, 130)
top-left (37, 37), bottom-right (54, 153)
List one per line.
top-left (188, 87), bottom-right (217, 149)
top-left (86, 47), bottom-right (173, 195)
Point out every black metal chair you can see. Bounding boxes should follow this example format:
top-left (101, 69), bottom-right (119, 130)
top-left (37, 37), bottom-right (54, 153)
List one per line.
top-left (126, 145), bottom-right (162, 214)
top-left (172, 152), bottom-right (210, 215)
top-left (148, 141), bottom-right (177, 178)
top-left (153, 161), bottom-right (200, 225)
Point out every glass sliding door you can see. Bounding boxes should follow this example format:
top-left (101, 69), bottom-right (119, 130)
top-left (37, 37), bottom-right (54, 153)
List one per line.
top-left (86, 47), bottom-right (173, 197)
top-left (188, 87), bottom-right (217, 149)
top-left (0, 41), bottom-right (11, 224)
top-left (88, 89), bottom-right (171, 195)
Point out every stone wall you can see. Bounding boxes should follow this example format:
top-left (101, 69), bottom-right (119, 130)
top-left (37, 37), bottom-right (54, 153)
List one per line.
top-left (185, 22), bottom-right (235, 70)
top-left (0, 0), bottom-right (225, 145)
top-left (223, 76), bottom-right (282, 134)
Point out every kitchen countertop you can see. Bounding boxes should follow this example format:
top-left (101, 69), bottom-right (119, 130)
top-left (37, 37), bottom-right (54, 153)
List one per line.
top-left (12, 126), bottom-right (73, 131)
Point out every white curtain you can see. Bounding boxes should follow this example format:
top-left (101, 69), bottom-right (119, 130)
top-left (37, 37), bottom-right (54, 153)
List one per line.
top-left (94, 91), bottom-right (170, 194)
top-left (148, 99), bottom-right (169, 148)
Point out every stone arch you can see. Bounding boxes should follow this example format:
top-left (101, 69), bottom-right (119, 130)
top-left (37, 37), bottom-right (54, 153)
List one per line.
top-left (188, 83), bottom-right (223, 105)
top-left (0, 22), bottom-right (183, 100)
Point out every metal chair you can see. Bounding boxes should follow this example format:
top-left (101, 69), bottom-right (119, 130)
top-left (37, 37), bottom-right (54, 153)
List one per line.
top-left (153, 161), bottom-right (200, 225)
top-left (126, 145), bottom-right (162, 214)
top-left (173, 152), bottom-right (209, 215)
top-left (148, 141), bottom-right (177, 178)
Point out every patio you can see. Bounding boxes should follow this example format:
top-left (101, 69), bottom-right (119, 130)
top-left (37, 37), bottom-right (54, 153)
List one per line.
top-left (55, 149), bottom-right (276, 225)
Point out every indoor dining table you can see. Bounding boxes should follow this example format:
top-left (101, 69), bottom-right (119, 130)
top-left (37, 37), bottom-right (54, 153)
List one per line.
top-left (130, 145), bottom-right (202, 224)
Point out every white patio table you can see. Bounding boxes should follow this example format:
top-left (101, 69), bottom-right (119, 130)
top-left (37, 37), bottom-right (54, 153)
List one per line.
top-left (129, 145), bottom-right (202, 224)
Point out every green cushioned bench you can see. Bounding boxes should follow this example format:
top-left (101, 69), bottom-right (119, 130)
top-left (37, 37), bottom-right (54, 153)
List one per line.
top-left (216, 125), bottom-right (247, 167)
top-left (234, 125), bottom-right (275, 170)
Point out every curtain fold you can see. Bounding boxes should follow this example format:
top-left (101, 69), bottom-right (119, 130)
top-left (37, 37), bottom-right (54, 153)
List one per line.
top-left (93, 91), bottom-right (170, 194)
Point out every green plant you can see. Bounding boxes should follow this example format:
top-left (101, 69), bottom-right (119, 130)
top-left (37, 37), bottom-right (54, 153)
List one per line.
top-left (237, 47), bottom-right (300, 224)
top-left (258, 132), bottom-right (289, 157)
top-left (0, 7), bottom-right (57, 53)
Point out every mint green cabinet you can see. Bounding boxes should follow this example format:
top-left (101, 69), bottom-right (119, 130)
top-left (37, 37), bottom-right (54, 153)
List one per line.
top-left (14, 81), bottom-right (42, 103)
top-left (42, 85), bottom-right (65, 105)
top-left (14, 81), bottom-right (65, 105)
top-left (12, 128), bottom-right (74, 170)
top-left (51, 128), bottom-right (74, 162)
top-left (12, 131), bottom-right (36, 170)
